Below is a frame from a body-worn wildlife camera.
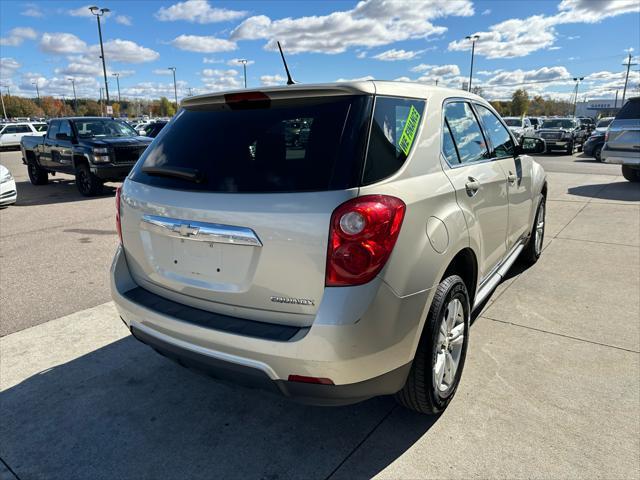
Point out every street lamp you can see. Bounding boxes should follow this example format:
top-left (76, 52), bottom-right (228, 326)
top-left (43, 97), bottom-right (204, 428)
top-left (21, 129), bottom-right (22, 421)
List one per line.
top-left (112, 72), bottom-right (121, 102)
top-left (237, 59), bottom-right (248, 88)
top-left (67, 78), bottom-right (78, 113)
top-left (31, 81), bottom-right (40, 105)
top-left (572, 77), bottom-right (584, 117)
top-left (168, 67), bottom-right (178, 110)
top-left (465, 34), bottom-right (480, 92)
top-left (0, 89), bottom-right (6, 120)
top-left (89, 6), bottom-right (110, 104)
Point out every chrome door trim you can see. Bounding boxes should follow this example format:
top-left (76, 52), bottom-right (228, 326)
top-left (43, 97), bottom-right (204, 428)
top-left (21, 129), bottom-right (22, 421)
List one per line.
top-left (141, 214), bottom-right (263, 247)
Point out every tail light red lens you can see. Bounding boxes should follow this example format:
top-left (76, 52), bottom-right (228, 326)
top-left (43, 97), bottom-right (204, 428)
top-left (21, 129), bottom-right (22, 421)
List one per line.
top-left (115, 186), bottom-right (123, 245)
top-left (326, 195), bottom-right (406, 287)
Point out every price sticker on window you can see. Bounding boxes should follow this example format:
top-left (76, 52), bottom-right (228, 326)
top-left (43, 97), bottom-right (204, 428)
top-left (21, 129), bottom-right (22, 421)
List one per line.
top-left (398, 105), bottom-right (421, 156)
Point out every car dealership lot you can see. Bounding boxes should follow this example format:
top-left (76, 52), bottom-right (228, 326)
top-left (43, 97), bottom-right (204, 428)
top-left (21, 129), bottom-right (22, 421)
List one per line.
top-left (1, 149), bottom-right (638, 479)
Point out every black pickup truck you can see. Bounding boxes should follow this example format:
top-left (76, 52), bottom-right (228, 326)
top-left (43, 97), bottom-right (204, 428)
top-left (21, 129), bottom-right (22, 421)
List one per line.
top-left (21, 117), bottom-right (152, 196)
top-left (536, 117), bottom-right (590, 155)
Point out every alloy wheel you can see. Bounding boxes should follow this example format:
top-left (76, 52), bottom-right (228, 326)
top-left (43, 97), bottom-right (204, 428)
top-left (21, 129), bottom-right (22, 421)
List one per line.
top-left (434, 298), bottom-right (465, 393)
top-left (535, 203), bottom-right (545, 256)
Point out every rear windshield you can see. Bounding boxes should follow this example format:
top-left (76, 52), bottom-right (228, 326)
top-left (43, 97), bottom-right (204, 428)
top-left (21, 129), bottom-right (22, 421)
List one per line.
top-left (596, 118), bottom-right (613, 128)
top-left (131, 95), bottom-right (372, 193)
top-left (74, 119), bottom-right (138, 138)
top-left (542, 119), bottom-right (575, 128)
top-left (616, 99), bottom-right (639, 120)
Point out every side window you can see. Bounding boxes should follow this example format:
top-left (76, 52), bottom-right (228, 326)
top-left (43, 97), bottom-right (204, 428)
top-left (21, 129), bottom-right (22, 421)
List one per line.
top-left (444, 101), bottom-right (489, 164)
top-left (442, 120), bottom-right (460, 164)
top-left (58, 121), bottom-right (72, 138)
top-left (3, 125), bottom-right (19, 134)
top-left (475, 105), bottom-right (515, 158)
top-left (363, 96), bottom-right (425, 184)
top-left (17, 125), bottom-right (32, 133)
top-left (47, 121), bottom-right (60, 139)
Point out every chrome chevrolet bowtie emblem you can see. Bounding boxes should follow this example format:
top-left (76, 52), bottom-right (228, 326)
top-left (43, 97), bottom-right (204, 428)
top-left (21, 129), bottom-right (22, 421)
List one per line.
top-left (173, 223), bottom-right (200, 237)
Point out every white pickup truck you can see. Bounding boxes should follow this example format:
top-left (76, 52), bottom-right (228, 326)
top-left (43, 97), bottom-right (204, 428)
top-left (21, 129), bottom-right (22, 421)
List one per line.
top-left (0, 122), bottom-right (47, 149)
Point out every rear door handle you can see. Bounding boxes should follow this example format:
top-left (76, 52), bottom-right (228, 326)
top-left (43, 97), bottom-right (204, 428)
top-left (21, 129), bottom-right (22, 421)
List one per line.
top-left (507, 172), bottom-right (517, 184)
top-left (465, 177), bottom-right (480, 197)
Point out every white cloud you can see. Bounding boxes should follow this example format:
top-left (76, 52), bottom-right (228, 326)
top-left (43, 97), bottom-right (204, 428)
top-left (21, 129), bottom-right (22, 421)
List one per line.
top-left (67, 5), bottom-right (98, 18)
top-left (449, 0), bottom-right (640, 59)
top-left (372, 49), bottom-right (422, 61)
top-left (22, 4), bottom-right (43, 17)
top-left (115, 15), bottom-right (133, 26)
top-left (227, 58), bottom-right (255, 66)
top-left (0, 58), bottom-right (21, 79)
top-left (0, 27), bottom-right (38, 47)
top-left (152, 69), bottom-right (174, 75)
top-left (122, 80), bottom-right (189, 99)
top-left (156, 0), bottom-right (247, 23)
top-left (199, 69), bottom-right (242, 91)
top-left (548, 46), bottom-right (562, 50)
top-left (89, 39), bottom-right (160, 63)
top-left (231, 0), bottom-right (473, 54)
top-left (202, 68), bottom-right (238, 77)
top-left (260, 74), bottom-right (286, 86)
top-left (40, 32), bottom-right (87, 54)
top-left (481, 9), bottom-right (491, 15)
top-left (411, 64), bottom-right (460, 77)
top-left (170, 35), bottom-right (236, 53)
top-left (484, 66), bottom-right (572, 86)
top-left (203, 57), bottom-right (224, 64)
top-left (356, 51), bottom-right (367, 59)
top-left (336, 75), bottom-right (376, 82)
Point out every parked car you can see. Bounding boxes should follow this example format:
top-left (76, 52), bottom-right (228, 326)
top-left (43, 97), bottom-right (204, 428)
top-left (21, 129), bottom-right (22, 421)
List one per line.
top-left (583, 117), bottom-right (614, 161)
top-left (0, 164), bottom-right (17, 206)
top-left (20, 117), bottom-right (152, 196)
top-left (528, 117), bottom-right (542, 130)
top-left (0, 122), bottom-right (47, 149)
top-left (142, 121), bottom-right (168, 138)
top-left (503, 117), bottom-right (535, 141)
top-left (537, 117), bottom-right (589, 154)
top-left (111, 82), bottom-right (547, 414)
top-left (602, 97), bottom-right (640, 182)
top-left (577, 117), bottom-right (596, 135)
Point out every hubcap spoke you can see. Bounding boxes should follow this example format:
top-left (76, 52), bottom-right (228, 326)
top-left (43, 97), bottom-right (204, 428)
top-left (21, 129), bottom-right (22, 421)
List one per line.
top-left (434, 352), bottom-right (446, 389)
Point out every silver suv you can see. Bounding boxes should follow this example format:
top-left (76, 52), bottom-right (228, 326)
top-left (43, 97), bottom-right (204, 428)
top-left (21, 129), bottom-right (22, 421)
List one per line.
top-left (111, 82), bottom-right (547, 414)
top-left (602, 97), bottom-right (640, 182)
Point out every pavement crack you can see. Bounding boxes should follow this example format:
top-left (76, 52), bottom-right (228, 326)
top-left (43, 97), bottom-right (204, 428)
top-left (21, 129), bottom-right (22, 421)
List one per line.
top-left (554, 236), bottom-right (639, 248)
top-left (0, 456), bottom-right (22, 480)
top-left (324, 405), bottom-right (398, 480)
top-left (480, 315), bottom-right (640, 354)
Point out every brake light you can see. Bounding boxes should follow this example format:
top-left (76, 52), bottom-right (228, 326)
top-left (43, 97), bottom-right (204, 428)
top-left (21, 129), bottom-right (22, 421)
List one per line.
top-left (326, 195), bottom-right (406, 287)
top-left (224, 91), bottom-right (270, 110)
top-left (115, 186), bottom-right (122, 245)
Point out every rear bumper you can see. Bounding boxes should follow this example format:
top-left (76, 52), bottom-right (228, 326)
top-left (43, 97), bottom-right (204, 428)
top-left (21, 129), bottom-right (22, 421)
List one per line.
top-left (601, 147), bottom-right (640, 166)
top-left (0, 179), bottom-right (17, 205)
top-left (110, 246), bottom-right (429, 405)
top-left (91, 164), bottom-right (135, 181)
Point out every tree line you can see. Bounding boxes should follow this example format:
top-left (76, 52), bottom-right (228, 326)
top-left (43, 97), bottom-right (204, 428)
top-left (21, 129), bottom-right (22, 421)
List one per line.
top-left (2, 95), bottom-right (177, 119)
top-left (489, 89), bottom-right (575, 117)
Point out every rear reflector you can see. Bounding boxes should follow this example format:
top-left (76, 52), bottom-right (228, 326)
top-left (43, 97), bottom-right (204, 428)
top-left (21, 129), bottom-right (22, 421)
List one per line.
top-left (288, 375), bottom-right (334, 385)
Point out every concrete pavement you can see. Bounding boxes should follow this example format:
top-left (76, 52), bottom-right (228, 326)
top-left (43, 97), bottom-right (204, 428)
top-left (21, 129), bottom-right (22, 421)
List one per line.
top-left (1, 167), bottom-right (638, 479)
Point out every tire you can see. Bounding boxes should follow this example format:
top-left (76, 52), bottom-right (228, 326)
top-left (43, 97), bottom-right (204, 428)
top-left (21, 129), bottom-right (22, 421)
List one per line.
top-left (75, 163), bottom-right (103, 196)
top-left (621, 165), bottom-right (640, 182)
top-left (594, 145), bottom-right (603, 162)
top-left (395, 275), bottom-right (470, 415)
top-left (27, 159), bottom-right (49, 185)
top-left (521, 196), bottom-right (546, 264)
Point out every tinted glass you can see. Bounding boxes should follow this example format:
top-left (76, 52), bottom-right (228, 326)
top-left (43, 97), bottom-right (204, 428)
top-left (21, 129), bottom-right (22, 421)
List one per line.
top-left (16, 125), bottom-right (32, 133)
top-left (616, 98), bottom-right (640, 120)
top-left (444, 102), bottom-right (489, 164)
top-left (530, 118), bottom-right (540, 126)
top-left (504, 118), bottom-right (522, 127)
top-left (74, 119), bottom-right (138, 138)
top-left (47, 121), bottom-right (59, 139)
top-left (442, 120), bottom-right (459, 164)
top-left (362, 96), bottom-right (425, 184)
top-left (596, 118), bottom-right (613, 128)
top-left (131, 95), bottom-right (372, 193)
top-left (33, 123), bottom-right (47, 132)
top-left (58, 121), bottom-right (72, 137)
top-left (542, 119), bottom-right (575, 128)
top-left (476, 105), bottom-right (515, 157)
top-left (3, 125), bottom-right (18, 134)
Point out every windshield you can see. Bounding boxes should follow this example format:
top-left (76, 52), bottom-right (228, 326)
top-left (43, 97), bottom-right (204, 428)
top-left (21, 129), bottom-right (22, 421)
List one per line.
top-left (504, 118), bottom-right (522, 127)
top-left (596, 118), bottom-right (613, 128)
top-left (33, 123), bottom-right (48, 132)
top-left (542, 119), bottom-right (575, 128)
top-left (74, 119), bottom-right (138, 138)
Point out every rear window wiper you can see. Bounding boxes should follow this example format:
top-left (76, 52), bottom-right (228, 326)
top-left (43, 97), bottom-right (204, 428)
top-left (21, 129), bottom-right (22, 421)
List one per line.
top-left (142, 166), bottom-right (203, 183)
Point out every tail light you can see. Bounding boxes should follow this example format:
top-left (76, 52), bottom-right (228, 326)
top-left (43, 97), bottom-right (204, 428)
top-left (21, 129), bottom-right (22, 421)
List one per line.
top-left (115, 186), bottom-right (123, 244)
top-left (326, 195), bottom-right (406, 287)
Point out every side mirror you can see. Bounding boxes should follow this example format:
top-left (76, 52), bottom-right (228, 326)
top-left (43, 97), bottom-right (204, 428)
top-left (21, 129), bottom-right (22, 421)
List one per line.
top-left (516, 137), bottom-right (545, 155)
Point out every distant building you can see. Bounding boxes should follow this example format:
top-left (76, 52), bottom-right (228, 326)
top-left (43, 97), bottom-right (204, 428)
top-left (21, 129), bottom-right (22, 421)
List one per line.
top-left (574, 98), bottom-right (625, 118)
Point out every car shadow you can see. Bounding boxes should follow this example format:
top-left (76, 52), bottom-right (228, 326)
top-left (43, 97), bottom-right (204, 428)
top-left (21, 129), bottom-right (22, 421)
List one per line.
top-left (11, 179), bottom-right (118, 207)
top-left (568, 181), bottom-right (640, 202)
top-left (0, 335), bottom-right (438, 479)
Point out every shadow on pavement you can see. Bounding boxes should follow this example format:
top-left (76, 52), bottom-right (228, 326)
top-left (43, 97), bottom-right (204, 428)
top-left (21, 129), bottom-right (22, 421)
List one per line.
top-left (568, 181), bottom-right (640, 202)
top-left (12, 180), bottom-right (117, 207)
top-left (0, 336), bottom-right (437, 480)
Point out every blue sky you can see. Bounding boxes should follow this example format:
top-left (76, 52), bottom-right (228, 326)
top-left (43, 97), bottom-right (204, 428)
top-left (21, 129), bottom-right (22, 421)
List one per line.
top-left (1, 0), bottom-right (639, 102)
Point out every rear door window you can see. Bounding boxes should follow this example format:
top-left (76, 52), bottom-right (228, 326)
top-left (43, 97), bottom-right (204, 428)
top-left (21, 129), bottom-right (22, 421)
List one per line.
top-left (444, 102), bottom-right (490, 164)
top-left (475, 105), bottom-right (515, 158)
top-left (616, 99), bottom-right (640, 120)
top-left (131, 95), bottom-right (372, 193)
top-left (362, 97), bottom-right (425, 184)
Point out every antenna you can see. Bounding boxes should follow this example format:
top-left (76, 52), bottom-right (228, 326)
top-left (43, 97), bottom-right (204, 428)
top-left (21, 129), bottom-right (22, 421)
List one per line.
top-left (277, 41), bottom-right (295, 85)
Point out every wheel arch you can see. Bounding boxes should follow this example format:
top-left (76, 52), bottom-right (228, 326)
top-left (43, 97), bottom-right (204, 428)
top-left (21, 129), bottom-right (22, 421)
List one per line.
top-left (440, 247), bottom-right (478, 305)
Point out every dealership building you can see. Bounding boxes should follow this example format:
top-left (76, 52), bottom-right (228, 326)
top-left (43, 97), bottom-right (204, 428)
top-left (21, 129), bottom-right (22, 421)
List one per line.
top-left (574, 98), bottom-right (626, 118)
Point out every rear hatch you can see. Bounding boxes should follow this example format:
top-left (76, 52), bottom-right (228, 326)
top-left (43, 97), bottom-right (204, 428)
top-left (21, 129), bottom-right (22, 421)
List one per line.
top-left (120, 88), bottom-right (373, 327)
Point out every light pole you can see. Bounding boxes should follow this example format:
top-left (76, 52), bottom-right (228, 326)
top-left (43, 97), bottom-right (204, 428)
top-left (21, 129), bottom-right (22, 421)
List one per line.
top-left (621, 52), bottom-right (638, 107)
top-left (89, 6), bottom-right (110, 104)
top-left (572, 77), bottom-right (584, 117)
top-left (0, 89), bottom-right (6, 120)
top-left (465, 35), bottom-right (479, 92)
top-left (31, 81), bottom-right (40, 105)
top-left (168, 67), bottom-right (178, 110)
top-left (112, 72), bottom-right (121, 102)
top-left (237, 59), bottom-right (248, 88)
top-left (99, 87), bottom-right (104, 116)
top-left (68, 78), bottom-right (78, 113)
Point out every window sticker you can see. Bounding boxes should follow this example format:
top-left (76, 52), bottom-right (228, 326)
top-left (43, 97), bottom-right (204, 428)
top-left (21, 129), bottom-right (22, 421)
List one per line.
top-left (398, 105), bottom-right (421, 155)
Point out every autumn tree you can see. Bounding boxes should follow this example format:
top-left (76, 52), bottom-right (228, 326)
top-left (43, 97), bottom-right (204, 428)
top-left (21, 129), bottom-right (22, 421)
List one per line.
top-left (510, 89), bottom-right (530, 116)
